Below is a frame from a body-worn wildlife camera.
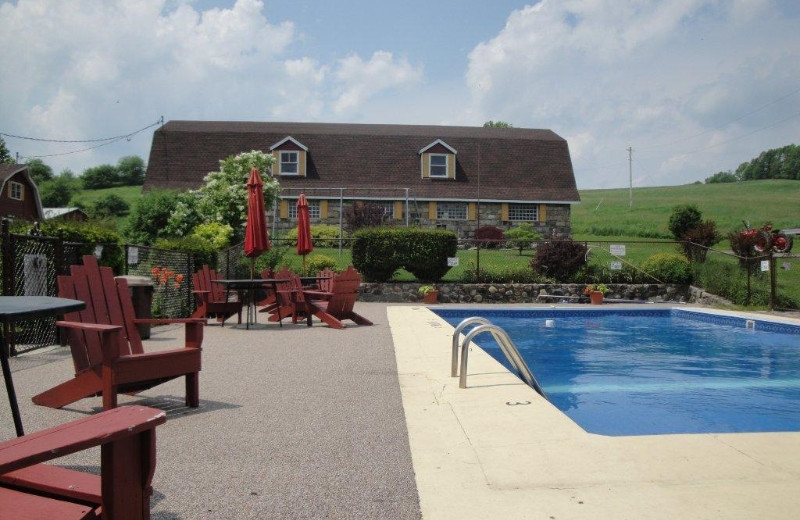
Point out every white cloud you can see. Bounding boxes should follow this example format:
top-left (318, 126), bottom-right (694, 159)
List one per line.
top-left (465, 0), bottom-right (800, 188)
top-left (0, 0), bottom-right (297, 171)
top-left (332, 51), bottom-right (423, 115)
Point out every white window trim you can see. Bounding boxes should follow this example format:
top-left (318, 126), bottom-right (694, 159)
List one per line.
top-left (279, 151), bottom-right (299, 176)
top-left (436, 202), bottom-right (467, 220)
top-left (288, 199), bottom-right (320, 219)
top-left (429, 154), bottom-right (448, 178)
top-left (508, 203), bottom-right (539, 222)
top-left (9, 181), bottom-right (23, 201)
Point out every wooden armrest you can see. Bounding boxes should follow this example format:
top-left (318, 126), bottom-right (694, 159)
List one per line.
top-left (55, 321), bottom-right (122, 334)
top-left (0, 406), bottom-right (165, 475)
top-left (133, 318), bottom-right (206, 326)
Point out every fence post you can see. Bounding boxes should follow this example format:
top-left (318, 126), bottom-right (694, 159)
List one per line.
top-left (770, 253), bottom-right (777, 311)
top-left (1, 219), bottom-right (11, 296)
top-left (187, 251), bottom-right (193, 317)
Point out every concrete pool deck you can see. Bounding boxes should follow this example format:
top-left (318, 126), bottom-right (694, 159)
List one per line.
top-left (391, 304), bottom-right (800, 519)
top-left (2, 302), bottom-right (799, 518)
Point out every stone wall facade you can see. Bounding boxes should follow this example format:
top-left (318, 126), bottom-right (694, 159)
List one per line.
top-left (358, 282), bottom-right (693, 304)
top-left (271, 201), bottom-right (573, 239)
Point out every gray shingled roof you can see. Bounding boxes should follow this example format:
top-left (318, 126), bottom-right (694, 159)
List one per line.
top-left (145, 121), bottom-right (580, 203)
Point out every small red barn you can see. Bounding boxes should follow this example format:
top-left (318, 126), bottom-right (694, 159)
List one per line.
top-left (0, 164), bottom-right (44, 221)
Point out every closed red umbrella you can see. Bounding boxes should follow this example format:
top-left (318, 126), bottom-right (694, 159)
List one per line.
top-left (244, 167), bottom-right (271, 278)
top-left (296, 194), bottom-right (313, 275)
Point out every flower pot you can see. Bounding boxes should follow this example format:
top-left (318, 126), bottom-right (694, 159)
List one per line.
top-left (589, 291), bottom-right (604, 305)
top-left (422, 290), bottom-right (439, 304)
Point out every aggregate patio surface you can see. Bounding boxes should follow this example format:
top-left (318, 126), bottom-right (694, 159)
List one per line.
top-left (2, 302), bottom-right (800, 519)
top-left (2, 302), bottom-right (422, 520)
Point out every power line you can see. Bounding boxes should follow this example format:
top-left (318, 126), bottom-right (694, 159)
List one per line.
top-left (4, 117), bottom-right (164, 160)
top-left (0, 118), bottom-right (163, 144)
top-left (638, 85), bottom-right (800, 153)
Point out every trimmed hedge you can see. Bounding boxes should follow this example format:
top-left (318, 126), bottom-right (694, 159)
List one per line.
top-left (352, 227), bottom-right (458, 282)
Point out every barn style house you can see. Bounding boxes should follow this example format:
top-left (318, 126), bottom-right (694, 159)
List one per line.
top-left (144, 121), bottom-right (580, 238)
top-left (0, 164), bottom-right (44, 222)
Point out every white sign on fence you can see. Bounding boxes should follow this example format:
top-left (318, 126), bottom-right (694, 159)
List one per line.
top-left (447, 257), bottom-right (460, 267)
top-left (610, 244), bottom-right (626, 256)
top-left (610, 261), bottom-right (623, 271)
top-left (23, 254), bottom-right (47, 296)
top-left (128, 247), bottom-right (139, 265)
top-left (760, 260), bottom-right (770, 272)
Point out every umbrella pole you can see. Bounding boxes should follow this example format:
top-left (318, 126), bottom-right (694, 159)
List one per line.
top-left (250, 257), bottom-right (255, 279)
top-left (302, 255), bottom-right (306, 276)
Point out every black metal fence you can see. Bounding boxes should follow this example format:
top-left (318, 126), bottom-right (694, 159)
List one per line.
top-left (3, 221), bottom-right (797, 356)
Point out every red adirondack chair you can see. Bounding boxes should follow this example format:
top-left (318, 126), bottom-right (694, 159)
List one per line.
top-left (303, 266), bottom-right (373, 329)
top-left (0, 405), bottom-right (165, 520)
top-left (191, 265), bottom-right (243, 326)
top-left (263, 267), bottom-right (306, 325)
top-left (32, 255), bottom-right (203, 411)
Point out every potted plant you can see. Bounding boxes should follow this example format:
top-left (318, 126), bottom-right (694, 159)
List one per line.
top-left (418, 285), bottom-right (439, 304)
top-left (584, 283), bottom-right (610, 305)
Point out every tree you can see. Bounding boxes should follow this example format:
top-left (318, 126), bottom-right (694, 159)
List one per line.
top-left (165, 150), bottom-right (279, 241)
top-left (668, 204), bottom-right (702, 240)
top-left (0, 136), bottom-right (12, 164)
top-left (705, 170), bottom-right (737, 184)
top-left (123, 189), bottom-right (182, 245)
top-left (82, 164), bottom-right (118, 189)
top-left (92, 194), bottom-right (130, 218)
top-left (25, 158), bottom-right (54, 184)
top-left (483, 121), bottom-right (513, 128)
top-left (505, 223), bottom-right (542, 255)
top-left (117, 155), bottom-right (146, 186)
top-left (38, 174), bottom-right (79, 207)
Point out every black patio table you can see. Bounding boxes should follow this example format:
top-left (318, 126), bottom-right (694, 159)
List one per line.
top-left (212, 279), bottom-right (288, 329)
top-left (1, 296), bottom-right (85, 437)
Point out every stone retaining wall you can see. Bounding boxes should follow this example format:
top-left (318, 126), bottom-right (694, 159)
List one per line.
top-left (359, 282), bottom-right (694, 304)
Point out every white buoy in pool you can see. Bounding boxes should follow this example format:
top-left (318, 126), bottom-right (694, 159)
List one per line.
top-left (545, 319), bottom-right (555, 327)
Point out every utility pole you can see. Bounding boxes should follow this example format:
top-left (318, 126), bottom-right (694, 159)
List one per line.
top-left (627, 146), bottom-right (633, 209)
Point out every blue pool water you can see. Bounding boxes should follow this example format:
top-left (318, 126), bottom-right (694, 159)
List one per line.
top-left (435, 308), bottom-right (800, 436)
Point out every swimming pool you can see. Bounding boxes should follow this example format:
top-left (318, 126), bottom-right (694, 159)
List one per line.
top-left (435, 308), bottom-right (800, 436)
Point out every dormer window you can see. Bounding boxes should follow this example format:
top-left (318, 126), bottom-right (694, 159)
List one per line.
top-left (270, 136), bottom-right (308, 177)
top-left (279, 151), bottom-right (299, 175)
top-left (429, 154), bottom-right (448, 178)
top-left (419, 139), bottom-right (456, 180)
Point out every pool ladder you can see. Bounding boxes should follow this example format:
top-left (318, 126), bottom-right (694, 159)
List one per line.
top-left (451, 317), bottom-right (547, 400)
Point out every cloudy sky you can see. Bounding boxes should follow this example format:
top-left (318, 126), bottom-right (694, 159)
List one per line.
top-left (1, 0), bottom-right (798, 189)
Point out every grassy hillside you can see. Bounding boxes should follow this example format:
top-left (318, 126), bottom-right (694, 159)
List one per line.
top-left (70, 185), bottom-right (142, 209)
top-left (572, 180), bottom-right (800, 238)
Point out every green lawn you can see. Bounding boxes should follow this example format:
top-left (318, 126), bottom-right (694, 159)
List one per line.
top-left (574, 180), bottom-right (800, 238)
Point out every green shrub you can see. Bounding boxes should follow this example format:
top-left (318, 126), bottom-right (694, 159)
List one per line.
top-left (531, 239), bottom-right (587, 282)
top-left (352, 227), bottom-right (458, 282)
top-left (306, 254), bottom-right (338, 273)
top-left (640, 253), bottom-right (693, 284)
top-left (668, 204), bottom-right (702, 240)
top-left (190, 222), bottom-right (234, 250)
top-left (253, 247), bottom-right (289, 275)
top-left (284, 224), bottom-right (343, 248)
top-left (154, 235), bottom-right (216, 269)
top-left (460, 263), bottom-right (544, 283)
top-left (505, 223), bottom-right (541, 255)
top-left (39, 220), bottom-right (124, 273)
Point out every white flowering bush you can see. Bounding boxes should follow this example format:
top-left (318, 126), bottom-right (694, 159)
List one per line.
top-left (166, 150), bottom-right (280, 240)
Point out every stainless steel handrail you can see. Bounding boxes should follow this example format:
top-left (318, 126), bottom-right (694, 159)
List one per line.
top-left (451, 317), bottom-right (493, 377)
top-left (453, 319), bottom-right (547, 399)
